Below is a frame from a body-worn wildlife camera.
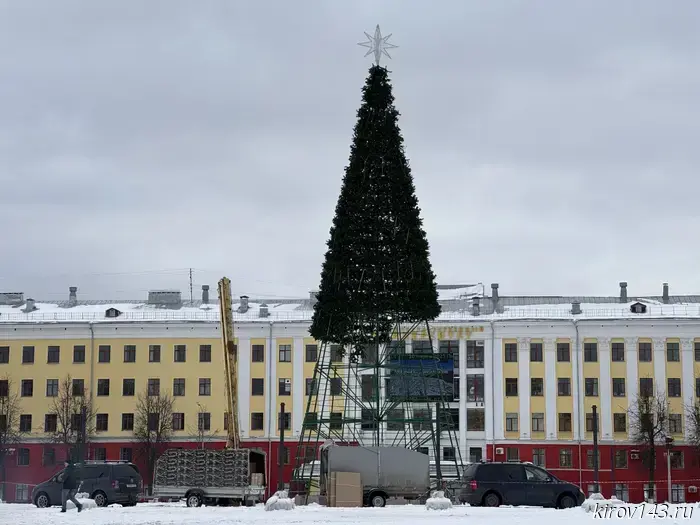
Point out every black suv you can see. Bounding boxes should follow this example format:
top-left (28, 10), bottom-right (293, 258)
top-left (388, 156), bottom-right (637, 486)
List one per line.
top-left (32, 461), bottom-right (142, 508)
top-left (458, 462), bottom-right (585, 509)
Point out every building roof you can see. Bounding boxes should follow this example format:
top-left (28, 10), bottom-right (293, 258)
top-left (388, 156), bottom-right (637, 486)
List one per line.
top-left (0, 283), bottom-right (698, 324)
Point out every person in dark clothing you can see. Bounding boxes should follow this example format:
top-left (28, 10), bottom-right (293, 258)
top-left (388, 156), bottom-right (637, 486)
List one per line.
top-left (61, 460), bottom-right (83, 512)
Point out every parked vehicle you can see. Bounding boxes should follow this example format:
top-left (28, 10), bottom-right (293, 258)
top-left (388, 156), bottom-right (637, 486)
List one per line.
top-left (458, 461), bottom-right (585, 509)
top-left (32, 460), bottom-right (142, 508)
top-left (319, 444), bottom-right (430, 507)
top-left (152, 448), bottom-right (266, 507)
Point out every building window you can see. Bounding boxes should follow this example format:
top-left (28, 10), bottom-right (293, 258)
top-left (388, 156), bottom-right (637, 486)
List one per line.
top-left (557, 342), bottom-right (570, 362)
top-left (615, 484), bottom-right (629, 502)
top-left (199, 345), bottom-right (212, 362)
top-left (585, 412), bottom-right (600, 432)
top-left (613, 413), bottom-right (627, 433)
top-left (671, 484), bottom-right (685, 503)
top-left (504, 343), bottom-right (517, 362)
top-left (330, 345), bottom-right (343, 362)
top-left (412, 340), bottom-right (432, 354)
top-left (17, 448), bottom-right (30, 466)
top-left (47, 346), bottom-right (60, 364)
top-left (173, 378), bottom-right (186, 396)
top-left (506, 448), bottom-right (519, 462)
top-left (467, 408), bottom-right (485, 431)
top-left (147, 379), bottom-right (160, 396)
top-left (42, 447), bottom-right (56, 466)
top-left (667, 342), bottom-right (680, 362)
top-left (147, 413), bottom-right (159, 432)
top-left (443, 447), bottom-right (456, 461)
top-left (172, 413), bottom-right (185, 431)
top-left (0, 379), bottom-right (6, 397)
top-left (638, 342), bottom-right (652, 362)
top-left (614, 450), bottom-right (628, 468)
top-left (412, 409), bottom-right (431, 431)
top-left (612, 378), bottom-right (626, 397)
top-left (72, 379), bottom-right (84, 396)
top-left (330, 412), bottom-right (342, 429)
top-left (94, 447), bottom-right (107, 461)
top-left (585, 378), bottom-right (598, 396)
top-left (98, 345), bottom-right (110, 363)
top-left (505, 413), bottom-right (518, 432)
top-left (466, 374), bottom-right (484, 401)
top-left (330, 378), bottom-right (342, 396)
top-left (305, 378), bottom-right (318, 396)
top-left (251, 378), bottom-right (264, 396)
top-left (251, 412), bottom-right (264, 431)
top-left (557, 378), bottom-right (571, 396)
top-left (639, 378), bottom-right (654, 397)
top-left (559, 413), bottom-right (572, 432)
top-left (469, 447), bottom-right (483, 463)
top-left (667, 378), bottom-right (681, 397)
top-left (122, 378), bottom-right (135, 396)
top-left (279, 412), bottom-right (291, 431)
top-left (73, 345), bottom-right (85, 363)
top-left (467, 341), bottom-right (484, 368)
top-left (305, 344), bottom-right (318, 362)
top-left (123, 345), bottom-right (136, 363)
top-left (19, 414), bottom-right (32, 432)
top-left (71, 413), bottom-right (83, 433)
top-left (697, 378), bottom-right (700, 398)
top-left (21, 379), bottom-right (33, 397)
top-left (279, 344), bottom-right (292, 362)
top-left (530, 342), bottom-right (543, 362)
top-left (0, 346), bottom-right (8, 364)
top-left (22, 346), bottom-right (34, 364)
top-left (199, 378), bottom-right (211, 396)
top-left (532, 448), bottom-right (545, 467)
top-left (584, 342), bottom-right (597, 362)
top-left (174, 345), bottom-right (186, 363)
top-left (611, 342), bottom-right (625, 362)
top-left (95, 414), bottom-right (108, 432)
top-left (360, 344), bottom-right (378, 363)
top-left (15, 484), bottom-right (29, 501)
top-left (120, 448), bottom-right (133, 462)
top-left (252, 345), bottom-right (264, 362)
top-left (198, 412), bottom-right (211, 431)
top-left (386, 409), bottom-right (404, 431)
top-left (44, 414), bottom-right (57, 433)
top-left (669, 414), bottom-right (683, 434)
top-left (97, 379), bottom-right (110, 396)
top-left (278, 378), bottom-right (291, 396)
top-left (531, 413), bottom-right (545, 432)
top-left (505, 378), bottom-right (518, 396)
top-left (586, 449), bottom-right (600, 469)
top-left (361, 375), bottom-right (376, 401)
top-left (122, 413), bottom-right (134, 431)
top-left (531, 378), bottom-right (544, 396)
top-left (46, 379), bottom-right (58, 397)
top-left (439, 339), bottom-right (458, 356)
top-left (670, 451), bottom-right (684, 469)
top-left (149, 345), bottom-right (161, 363)
top-left (559, 448), bottom-right (573, 467)
top-left (695, 341), bottom-right (700, 362)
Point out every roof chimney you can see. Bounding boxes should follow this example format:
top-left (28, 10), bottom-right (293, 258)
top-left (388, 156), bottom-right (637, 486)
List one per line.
top-left (23, 298), bottom-right (36, 313)
top-left (571, 301), bottom-right (581, 315)
top-left (619, 282), bottom-right (628, 303)
top-left (259, 303), bottom-right (269, 318)
top-left (68, 286), bottom-right (78, 307)
top-left (201, 285), bottom-right (210, 305)
top-left (491, 283), bottom-right (503, 313)
top-left (238, 295), bottom-right (249, 314)
top-left (472, 296), bottom-right (480, 316)
top-left (662, 283), bottom-right (669, 304)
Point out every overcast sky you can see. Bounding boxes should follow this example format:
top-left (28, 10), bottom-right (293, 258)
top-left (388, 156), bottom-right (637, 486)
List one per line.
top-left (2, 1), bottom-right (700, 302)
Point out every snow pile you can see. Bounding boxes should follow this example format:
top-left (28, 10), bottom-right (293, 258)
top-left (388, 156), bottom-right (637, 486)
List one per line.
top-left (65, 494), bottom-right (97, 511)
top-left (426, 490), bottom-right (452, 510)
top-left (582, 493), bottom-right (625, 513)
top-left (264, 490), bottom-right (295, 511)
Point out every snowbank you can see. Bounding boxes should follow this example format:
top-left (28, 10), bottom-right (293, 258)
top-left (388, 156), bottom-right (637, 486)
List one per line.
top-left (582, 493), bottom-right (625, 513)
top-left (65, 493), bottom-right (97, 511)
top-left (265, 490), bottom-right (295, 511)
top-left (426, 490), bottom-right (452, 510)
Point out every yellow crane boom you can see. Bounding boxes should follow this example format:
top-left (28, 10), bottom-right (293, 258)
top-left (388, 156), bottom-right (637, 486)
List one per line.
top-left (218, 277), bottom-right (241, 448)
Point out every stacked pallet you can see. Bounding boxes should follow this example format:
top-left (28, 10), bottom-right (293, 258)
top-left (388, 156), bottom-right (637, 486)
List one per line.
top-left (153, 449), bottom-right (251, 488)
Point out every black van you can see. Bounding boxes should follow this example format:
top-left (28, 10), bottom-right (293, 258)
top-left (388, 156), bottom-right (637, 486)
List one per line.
top-left (458, 462), bottom-right (585, 509)
top-left (32, 461), bottom-right (142, 508)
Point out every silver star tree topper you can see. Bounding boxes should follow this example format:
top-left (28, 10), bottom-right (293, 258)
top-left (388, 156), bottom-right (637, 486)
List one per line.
top-left (358, 25), bottom-right (397, 65)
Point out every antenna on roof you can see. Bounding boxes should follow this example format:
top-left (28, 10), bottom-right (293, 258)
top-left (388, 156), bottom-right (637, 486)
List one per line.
top-left (189, 268), bottom-right (193, 304)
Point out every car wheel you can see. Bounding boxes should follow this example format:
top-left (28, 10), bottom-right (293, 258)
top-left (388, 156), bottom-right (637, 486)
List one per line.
top-left (186, 492), bottom-right (203, 507)
top-left (558, 494), bottom-right (576, 509)
top-left (35, 492), bottom-right (50, 508)
top-left (370, 493), bottom-right (386, 507)
top-left (92, 491), bottom-right (108, 507)
top-left (483, 492), bottom-right (501, 507)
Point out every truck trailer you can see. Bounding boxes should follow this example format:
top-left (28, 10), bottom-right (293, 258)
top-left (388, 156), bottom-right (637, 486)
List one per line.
top-left (319, 444), bottom-right (430, 507)
top-left (152, 448), bottom-right (266, 507)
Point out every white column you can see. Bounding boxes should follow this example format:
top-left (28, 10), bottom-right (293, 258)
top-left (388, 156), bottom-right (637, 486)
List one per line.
top-left (459, 338), bottom-right (467, 455)
top-left (681, 339), bottom-right (695, 441)
top-left (543, 338), bottom-right (557, 440)
top-left (653, 338), bottom-right (666, 398)
top-left (518, 337), bottom-right (531, 439)
top-left (598, 337), bottom-right (612, 440)
top-left (237, 337), bottom-right (251, 438)
top-left (492, 338), bottom-right (504, 440)
top-left (625, 337), bottom-right (638, 441)
top-left (292, 336), bottom-right (304, 436)
top-left (265, 325), bottom-right (276, 438)
top-left (571, 335), bottom-right (581, 440)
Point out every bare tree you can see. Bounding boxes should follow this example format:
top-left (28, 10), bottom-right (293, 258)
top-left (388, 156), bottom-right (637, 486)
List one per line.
top-left (188, 403), bottom-right (220, 449)
top-left (47, 375), bottom-right (96, 462)
top-left (685, 401), bottom-right (700, 450)
top-left (628, 387), bottom-right (669, 502)
top-left (133, 389), bottom-right (174, 494)
top-left (0, 376), bottom-right (21, 499)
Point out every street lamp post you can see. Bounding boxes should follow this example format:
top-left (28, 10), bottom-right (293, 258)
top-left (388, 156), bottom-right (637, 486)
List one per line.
top-left (665, 436), bottom-right (674, 503)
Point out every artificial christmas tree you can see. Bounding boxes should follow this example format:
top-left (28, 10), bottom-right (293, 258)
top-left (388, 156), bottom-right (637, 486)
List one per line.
top-left (309, 64), bottom-right (440, 356)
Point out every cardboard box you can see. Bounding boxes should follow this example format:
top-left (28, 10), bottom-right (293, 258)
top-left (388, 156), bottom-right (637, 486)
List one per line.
top-left (329, 471), bottom-right (362, 507)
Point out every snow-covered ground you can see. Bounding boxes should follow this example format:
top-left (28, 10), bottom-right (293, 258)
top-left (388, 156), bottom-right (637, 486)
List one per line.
top-left (0, 500), bottom-right (696, 525)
